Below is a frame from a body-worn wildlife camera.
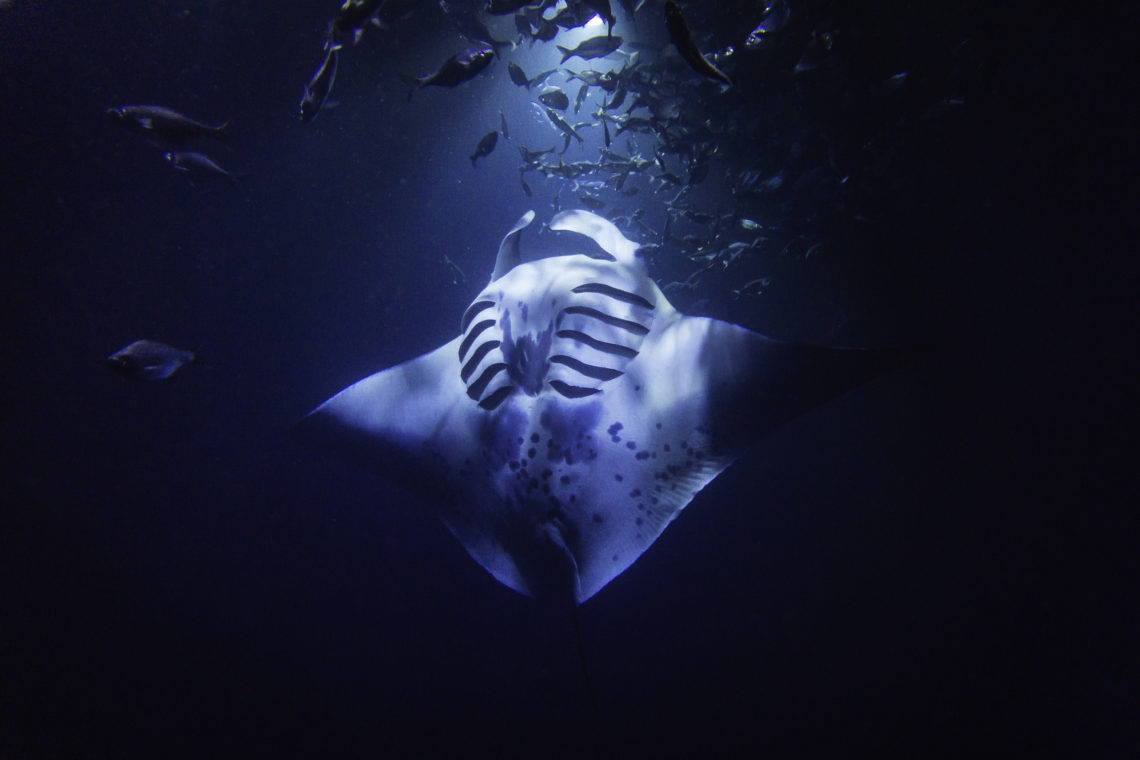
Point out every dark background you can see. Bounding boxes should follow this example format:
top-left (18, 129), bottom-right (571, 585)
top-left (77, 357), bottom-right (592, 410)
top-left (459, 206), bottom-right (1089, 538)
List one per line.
top-left (1, 1), bottom-right (1133, 757)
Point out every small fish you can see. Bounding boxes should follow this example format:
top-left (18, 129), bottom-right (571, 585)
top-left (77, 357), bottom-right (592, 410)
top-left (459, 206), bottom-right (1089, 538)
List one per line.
top-left (373, 0), bottom-right (422, 28)
top-left (106, 340), bottom-right (197, 381)
top-left (531, 68), bottom-right (559, 88)
top-left (518, 145), bottom-right (555, 164)
top-left (401, 45), bottom-right (494, 99)
top-left (556, 35), bottom-right (623, 64)
top-left (300, 44), bottom-right (341, 122)
top-left (499, 108), bottom-right (510, 139)
top-left (330, 0), bottom-right (384, 44)
top-left (543, 107), bottom-right (583, 145)
top-left (520, 174), bottom-right (532, 197)
top-left (566, 69), bottom-right (615, 89)
top-left (876, 71), bottom-right (909, 96)
top-left (652, 96), bottom-right (682, 121)
top-left (664, 2), bottom-right (733, 87)
top-left (439, 0), bottom-right (509, 55)
top-left (613, 115), bottom-right (654, 136)
top-left (551, 2), bottom-right (597, 31)
top-left (508, 61), bottom-right (531, 87)
top-left (535, 19), bottom-right (560, 41)
top-left (105, 105), bottom-right (227, 145)
top-left (581, 0), bottom-right (616, 34)
top-left (537, 88), bottom-right (570, 110)
top-left (470, 130), bottom-right (499, 166)
top-left (574, 83), bottom-right (590, 113)
top-left (744, 0), bottom-right (789, 49)
top-left (576, 192), bottom-right (606, 210)
top-left (922, 97), bottom-right (965, 120)
top-left (604, 84), bottom-right (628, 110)
top-left (794, 31), bottom-right (834, 74)
top-left (441, 253), bottom-right (466, 284)
top-left (163, 151), bottom-right (240, 186)
top-left (615, 0), bottom-right (643, 20)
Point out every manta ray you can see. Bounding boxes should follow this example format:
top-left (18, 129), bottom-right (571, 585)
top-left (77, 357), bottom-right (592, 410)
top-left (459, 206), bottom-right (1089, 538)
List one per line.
top-left (298, 210), bottom-right (901, 605)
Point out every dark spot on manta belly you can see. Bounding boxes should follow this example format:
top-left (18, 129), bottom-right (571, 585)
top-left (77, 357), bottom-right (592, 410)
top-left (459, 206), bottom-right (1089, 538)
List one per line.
top-left (635, 451), bottom-right (650, 460)
top-left (592, 513), bottom-right (603, 523)
top-left (607, 422), bottom-right (623, 436)
top-left (626, 441), bottom-right (636, 450)
top-left (530, 433), bottom-right (540, 443)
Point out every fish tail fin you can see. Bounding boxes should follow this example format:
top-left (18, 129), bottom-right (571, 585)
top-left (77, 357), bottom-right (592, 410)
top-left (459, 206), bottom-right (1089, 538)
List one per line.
top-left (212, 119), bottom-right (230, 137)
top-left (557, 45), bottom-right (572, 64)
top-left (470, 155), bottom-right (477, 167)
top-left (186, 342), bottom-right (211, 368)
top-left (398, 73), bottom-right (420, 101)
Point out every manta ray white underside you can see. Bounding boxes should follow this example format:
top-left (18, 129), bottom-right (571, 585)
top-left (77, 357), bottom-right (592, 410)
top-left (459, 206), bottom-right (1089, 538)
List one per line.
top-left (298, 210), bottom-right (894, 604)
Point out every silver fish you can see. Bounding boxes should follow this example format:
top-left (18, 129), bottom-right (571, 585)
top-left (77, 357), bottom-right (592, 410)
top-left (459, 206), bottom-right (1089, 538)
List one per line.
top-left (664, 2), bottom-right (733, 87)
top-left (105, 105), bottom-right (227, 145)
top-left (300, 44), bottom-right (341, 123)
top-left (745, 0), bottom-right (790, 49)
top-left (106, 340), bottom-right (197, 381)
top-left (163, 151), bottom-right (240, 186)
top-left (537, 88), bottom-right (570, 110)
top-left (402, 45), bottom-right (494, 99)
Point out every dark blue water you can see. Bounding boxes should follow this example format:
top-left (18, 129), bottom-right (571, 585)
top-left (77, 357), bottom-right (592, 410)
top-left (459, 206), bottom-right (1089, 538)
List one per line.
top-left (2, 1), bottom-right (1132, 757)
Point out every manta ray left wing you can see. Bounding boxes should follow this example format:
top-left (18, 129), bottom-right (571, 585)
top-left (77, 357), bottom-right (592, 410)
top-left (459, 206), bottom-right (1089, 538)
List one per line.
top-left (298, 210), bottom-right (901, 604)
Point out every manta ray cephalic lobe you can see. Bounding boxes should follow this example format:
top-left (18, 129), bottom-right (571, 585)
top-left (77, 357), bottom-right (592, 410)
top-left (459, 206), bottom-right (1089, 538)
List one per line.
top-left (297, 209), bottom-right (902, 604)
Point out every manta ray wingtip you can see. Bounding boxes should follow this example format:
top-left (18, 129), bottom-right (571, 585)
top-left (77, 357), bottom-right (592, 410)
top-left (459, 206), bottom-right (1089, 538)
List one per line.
top-left (489, 209), bottom-right (536, 282)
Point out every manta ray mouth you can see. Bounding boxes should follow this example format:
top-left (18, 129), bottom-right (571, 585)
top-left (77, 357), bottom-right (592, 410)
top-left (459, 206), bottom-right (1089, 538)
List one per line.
top-left (457, 277), bottom-right (655, 410)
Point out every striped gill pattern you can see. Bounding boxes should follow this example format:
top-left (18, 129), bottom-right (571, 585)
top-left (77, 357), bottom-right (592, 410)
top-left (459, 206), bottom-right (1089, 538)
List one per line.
top-left (457, 265), bottom-right (656, 410)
